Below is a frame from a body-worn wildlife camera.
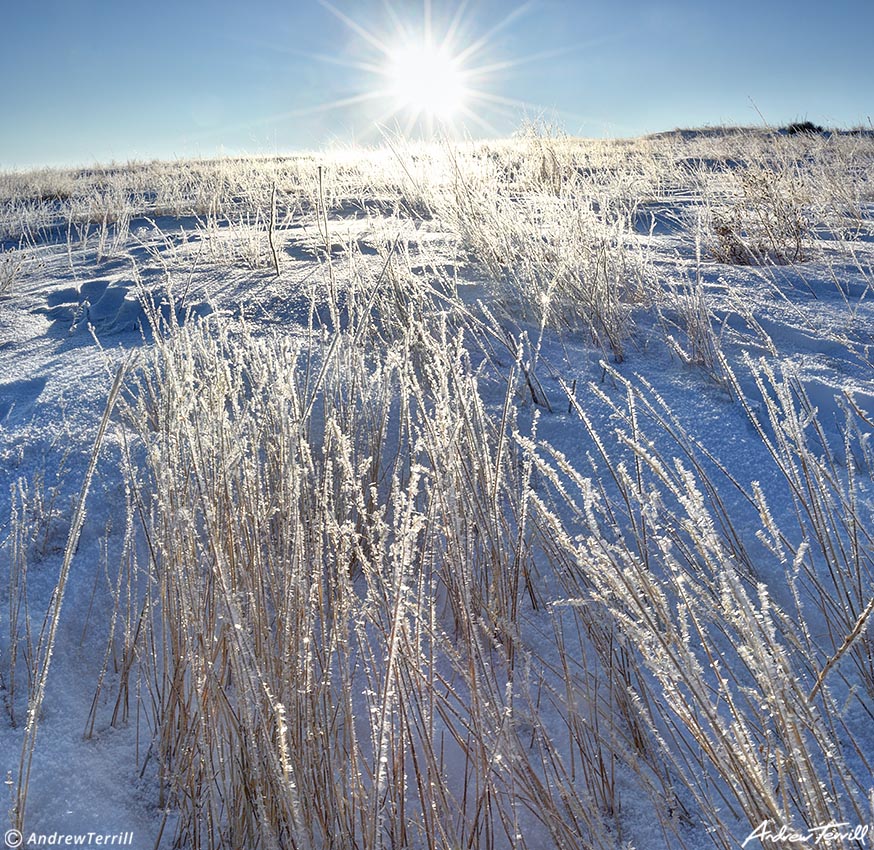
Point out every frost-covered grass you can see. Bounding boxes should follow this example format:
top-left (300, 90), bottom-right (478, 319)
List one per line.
top-left (2, 126), bottom-right (874, 849)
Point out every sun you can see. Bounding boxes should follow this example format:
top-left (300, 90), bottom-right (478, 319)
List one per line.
top-left (307, 1), bottom-right (548, 140)
top-left (386, 41), bottom-right (467, 122)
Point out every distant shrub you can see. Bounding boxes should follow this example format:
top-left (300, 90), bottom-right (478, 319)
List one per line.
top-left (785, 120), bottom-right (824, 135)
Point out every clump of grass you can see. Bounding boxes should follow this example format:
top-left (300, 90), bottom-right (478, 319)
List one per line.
top-left (521, 358), bottom-right (873, 848)
top-left (0, 248), bottom-right (29, 295)
top-left (426, 138), bottom-right (652, 362)
top-left (707, 160), bottom-right (812, 265)
top-left (106, 261), bottom-right (630, 849)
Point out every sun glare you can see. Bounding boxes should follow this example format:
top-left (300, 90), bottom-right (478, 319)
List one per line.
top-left (387, 42), bottom-right (466, 121)
top-left (310, 1), bottom-right (548, 139)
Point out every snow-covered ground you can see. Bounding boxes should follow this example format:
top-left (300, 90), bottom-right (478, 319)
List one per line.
top-left (1, 130), bottom-right (873, 849)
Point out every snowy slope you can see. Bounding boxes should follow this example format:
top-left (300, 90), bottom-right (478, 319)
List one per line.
top-left (1, 134), bottom-right (873, 849)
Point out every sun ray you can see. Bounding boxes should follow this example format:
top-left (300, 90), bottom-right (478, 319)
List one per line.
top-left (454, 3), bottom-right (534, 65)
top-left (311, 0), bottom-right (570, 140)
top-left (456, 104), bottom-right (502, 137)
top-left (184, 89), bottom-right (393, 145)
top-left (318, 0), bottom-right (393, 57)
top-left (470, 44), bottom-right (587, 79)
top-left (381, 2), bottom-right (407, 41)
top-left (424, 0), bottom-right (432, 43)
top-left (288, 90), bottom-right (389, 117)
top-left (467, 89), bottom-right (546, 112)
top-left (284, 48), bottom-right (385, 76)
top-left (443, 0), bottom-right (470, 49)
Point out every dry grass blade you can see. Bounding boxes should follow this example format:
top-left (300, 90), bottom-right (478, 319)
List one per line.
top-left (13, 356), bottom-right (130, 832)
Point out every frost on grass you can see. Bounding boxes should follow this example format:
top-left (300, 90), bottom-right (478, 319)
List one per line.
top-left (1, 127), bottom-right (873, 850)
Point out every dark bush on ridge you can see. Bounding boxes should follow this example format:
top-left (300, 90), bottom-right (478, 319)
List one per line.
top-left (785, 120), bottom-right (824, 135)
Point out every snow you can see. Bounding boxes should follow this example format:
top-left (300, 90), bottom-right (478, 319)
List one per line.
top-left (1, 134), bottom-right (873, 849)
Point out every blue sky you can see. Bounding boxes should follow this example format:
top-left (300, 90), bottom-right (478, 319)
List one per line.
top-left (1, 0), bottom-right (871, 169)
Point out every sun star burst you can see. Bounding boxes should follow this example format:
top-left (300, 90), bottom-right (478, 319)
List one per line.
top-left (305, 0), bottom-right (550, 140)
top-left (387, 41), bottom-right (467, 121)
